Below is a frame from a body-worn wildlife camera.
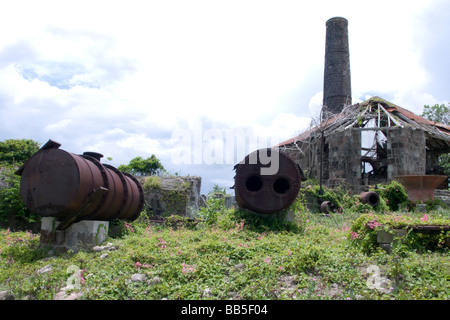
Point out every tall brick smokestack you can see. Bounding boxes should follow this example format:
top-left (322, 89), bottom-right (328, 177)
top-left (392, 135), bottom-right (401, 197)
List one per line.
top-left (323, 17), bottom-right (351, 117)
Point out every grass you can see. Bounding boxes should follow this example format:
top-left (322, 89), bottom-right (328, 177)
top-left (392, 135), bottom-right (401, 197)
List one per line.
top-left (0, 207), bottom-right (449, 300)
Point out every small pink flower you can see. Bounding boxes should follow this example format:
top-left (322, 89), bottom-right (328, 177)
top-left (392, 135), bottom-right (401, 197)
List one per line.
top-left (156, 237), bottom-right (167, 249)
top-left (367, 220), bottom-right (381, 229)
top-left (135, 262), bottom-right (142, 269)
top-left (124, 222), bottom-right (134, 232)
top-left (420, 214), bottom-right (429, 222)
top-left (80, 269), bottom-right (86, 285)
top-left (350, 231), bottom-right (360, 240)
top-left (287, 249), bottom-right (292, 257)
top-left (264, 257), bottom-right (271, 265)
top-left (181, 263), bottom-right (196, 274)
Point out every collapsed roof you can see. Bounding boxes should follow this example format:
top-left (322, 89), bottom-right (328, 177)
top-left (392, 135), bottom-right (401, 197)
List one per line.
top-left (278, 96), bottom-right (450, 152)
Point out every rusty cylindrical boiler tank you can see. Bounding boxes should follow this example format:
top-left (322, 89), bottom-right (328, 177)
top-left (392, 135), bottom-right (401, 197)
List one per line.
top-left (233, 148), bottom-right (302, 214)
top-left (16, 140), bottom-right (144, 230)
top-left (359, 191), bottom-right (380, 207)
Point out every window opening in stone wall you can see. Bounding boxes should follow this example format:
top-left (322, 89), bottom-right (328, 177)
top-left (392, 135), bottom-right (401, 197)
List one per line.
top-left (361, 118), bottom-right (388, 186)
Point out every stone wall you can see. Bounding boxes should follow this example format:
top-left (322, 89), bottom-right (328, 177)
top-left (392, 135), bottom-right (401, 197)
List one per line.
top-left (281, 129), bottom-right (361, 193)
top-left (326, 129), bottom-right (361, 192)
top-left (282, 126), bottom-right (430, 195)
top-left (141, 176), bottom-right (201, 218)
top-left (387, 127), bottom-right (426, 179)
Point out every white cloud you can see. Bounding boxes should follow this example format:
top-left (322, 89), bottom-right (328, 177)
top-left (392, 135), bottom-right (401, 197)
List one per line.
top-left (44, 119), bottom-right (72, 132)
top-left (308, 91), bottom-right (323, 119)
top-left (0, 0), bottom-right (448, 193)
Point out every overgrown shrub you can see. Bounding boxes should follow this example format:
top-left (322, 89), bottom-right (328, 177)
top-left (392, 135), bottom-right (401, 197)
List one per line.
top-left (349, 212), bottom-right (450, 254)
top-left (375, 180), bottom-right (408, 211)
top-left (0, 165), bottom-right (39, 227)
top-left (143, 175), bottom-right (161, 190)
top-left (302, 183), bottom-right (344, 212)
top-left (196, 191), bottom-right (307, 233)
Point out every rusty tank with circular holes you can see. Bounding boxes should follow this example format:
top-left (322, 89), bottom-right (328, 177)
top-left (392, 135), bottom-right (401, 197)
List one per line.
top-left (16, 140), bottom-right (144, 230)
top-left (233, 148), bottom-right (302, 214)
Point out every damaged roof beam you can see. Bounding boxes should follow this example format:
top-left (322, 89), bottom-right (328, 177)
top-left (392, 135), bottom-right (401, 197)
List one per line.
top-left (378, 103), bottom-right (403, 128)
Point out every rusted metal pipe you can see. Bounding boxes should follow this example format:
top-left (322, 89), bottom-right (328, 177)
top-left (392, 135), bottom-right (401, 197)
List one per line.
top-left (16, 140), bottom-right (144, 230)
top-left (233, 148), bottom-right (303, 214)
top-left (320, 201), bottom-right (335, 213)
top-left (359, 191), bottom-right (380, 207)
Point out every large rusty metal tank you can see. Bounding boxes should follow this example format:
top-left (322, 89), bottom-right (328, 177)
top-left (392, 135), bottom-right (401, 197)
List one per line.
top-left (233, 148), bottom-right (303, 214)
top-left (16, 140), bottom-right (144, 230)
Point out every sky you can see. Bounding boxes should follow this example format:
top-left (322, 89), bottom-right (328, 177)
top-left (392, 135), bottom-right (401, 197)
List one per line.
top-left (1, 0), bottom-right (449, 194)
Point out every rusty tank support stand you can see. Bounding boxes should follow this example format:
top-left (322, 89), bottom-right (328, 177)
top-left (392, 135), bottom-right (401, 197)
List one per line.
top-left (40, 217), bottom-right (109, 252)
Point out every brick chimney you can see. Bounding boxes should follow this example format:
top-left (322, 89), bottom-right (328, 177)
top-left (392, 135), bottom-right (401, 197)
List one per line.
top-left (323, 17), bottom-right (351, 118)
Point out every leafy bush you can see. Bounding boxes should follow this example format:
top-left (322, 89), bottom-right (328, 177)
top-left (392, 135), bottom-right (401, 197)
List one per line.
top-left (0, 165), bottom-right (39, 226)
top-left (118, 155), bottom-right (165, 176)
top-left (0, 139), bottom-right (40, 165)
top-left (302, 184), bottom-right (344, 212)
top-left (143, 175), bottom-right (161, 191)
top-left (1, 207), bottom-right (449, 300)
top-left (349, 212), bottom-right (450, 253)
top-left (196, 193), bottom-right (228, 226)
top-left (375, 180), bottom-right (408, 211)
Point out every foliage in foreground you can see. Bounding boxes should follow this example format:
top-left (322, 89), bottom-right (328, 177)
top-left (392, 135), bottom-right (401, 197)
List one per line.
top-left (1, 204), bottom-right (449, 300)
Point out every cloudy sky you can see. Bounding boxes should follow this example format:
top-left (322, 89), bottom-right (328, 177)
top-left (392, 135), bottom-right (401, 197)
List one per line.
top-left (1, 0), bottom-right (449, 194)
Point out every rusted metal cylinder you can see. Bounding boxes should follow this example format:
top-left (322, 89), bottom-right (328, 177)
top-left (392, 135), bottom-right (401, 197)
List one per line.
top-left (233, 148), bottom-right (302, 214)
top-left (16, 140), bottom-right (144, 229)
top-left (320, 201), bottom-right (335, 213)
top-left (359, 191), bottom-right (380, 207)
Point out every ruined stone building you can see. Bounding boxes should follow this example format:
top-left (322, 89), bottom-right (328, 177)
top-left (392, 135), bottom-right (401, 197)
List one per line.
top-left (277, 17), bottom-right (450, 194)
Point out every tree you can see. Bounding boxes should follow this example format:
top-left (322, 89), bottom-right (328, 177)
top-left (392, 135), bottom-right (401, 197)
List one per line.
top-left (0, 139), bottom-right (41, 227)
top-left (211, 184), bottom-right (227, 195)
top-left (422, 103), bottom-right (449, 125)
top-left (0, 139), bottom-right (40, 165)
top-left (118, 155), bottom-right (165, 176)
top-left (422, 103), bottom-right (450, 176)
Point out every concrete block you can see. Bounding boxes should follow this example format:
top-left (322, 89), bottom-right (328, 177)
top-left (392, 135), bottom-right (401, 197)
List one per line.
top-left (40, 217), bottom-right (109, 252)
top-left (377, 229), bottom-right (407, 244)
top-left (416, 204), bottom-right (427, 213)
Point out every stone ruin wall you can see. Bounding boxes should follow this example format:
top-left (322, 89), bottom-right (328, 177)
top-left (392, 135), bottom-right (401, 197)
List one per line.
top-left (140, 176), bottom-right (202, 218)
top-left (282, 127), bottom-right (430, 195)
top-left (386, 127), bottom-right (426, 179)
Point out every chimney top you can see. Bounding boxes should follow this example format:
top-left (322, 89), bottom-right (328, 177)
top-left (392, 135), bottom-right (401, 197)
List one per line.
top-left (322, 17), bottom-right (351, 118)
top-left (326, 16), bottom-right (348, 24)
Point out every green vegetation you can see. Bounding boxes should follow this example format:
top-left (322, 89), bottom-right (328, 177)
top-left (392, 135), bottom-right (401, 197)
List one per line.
top-left (350, 212), bottom-right (450, 254)
top-left (0, 139), bottom-right (40, 165)
top-left (118, 155), bottom-right (165, 176)
top-left (1, 188), bottom-right (449, 300)
top-left (142, 175), bottom-right (195, 217)
top-left (0, 165), bottom-right (40, 226)
top-left (0, 139), bottom-right (448, 300)
top-left (0, 139), bottom-right (41, 227)
top-left (421, 103), bottom-right (450, 176)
